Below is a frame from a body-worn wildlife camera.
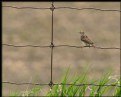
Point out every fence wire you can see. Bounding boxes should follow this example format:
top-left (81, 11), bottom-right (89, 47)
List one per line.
top-left (2, 5), bottom-right (121, 12)
top-left (2, 81), bottom-right (121, 87)
top-left (2, 2), bottom-right (121, 89)
top-left (2, 43), bottom-right (121, 49)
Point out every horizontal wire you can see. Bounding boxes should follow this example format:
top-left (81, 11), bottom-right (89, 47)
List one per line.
top-left (55, 83), bottom-right (121, 87)
top-left (2, 43), bottom-right (50, 48)
top-left (2, 5), bottom-right (121, 12)
top-left (55, 7), bottom-right (121, 12)
top-left (55, 45), bottom-right (121, 50)
top-left (2, 5), bottom-right (50, 10)
top-left (2, 44), bottom-right (121, 50)
top-left (55, 45), bottom-right (82, 48)
top-left (2, 81), bottom-right (48, 85)
top-left (94, 46), bottom-right (121, 50)
top-left (2, 81), bottom-right (120, 87)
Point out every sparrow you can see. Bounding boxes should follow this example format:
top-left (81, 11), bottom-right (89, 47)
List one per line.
top-left (80, 31), bottom-right (95, 48)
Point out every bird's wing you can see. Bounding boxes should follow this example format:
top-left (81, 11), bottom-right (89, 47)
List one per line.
top-left (83, 36), bottom-right (94, 44)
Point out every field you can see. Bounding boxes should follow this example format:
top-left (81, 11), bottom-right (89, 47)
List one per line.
top-left (2, 2), bottom-right (120, 96)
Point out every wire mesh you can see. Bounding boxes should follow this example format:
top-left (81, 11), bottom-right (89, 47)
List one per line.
top-left (2, 2), bottom-right (121, 90)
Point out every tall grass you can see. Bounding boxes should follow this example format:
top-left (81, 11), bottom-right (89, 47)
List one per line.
top-left (47, 68), bottom-right (120, 96)
top-left (9, 68), bottom-right (120, 96)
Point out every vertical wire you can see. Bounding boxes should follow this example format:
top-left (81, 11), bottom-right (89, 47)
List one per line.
top-left (118, 2), bottom-right (121, 90)
top-left (50, 47), bottom-right (53, 83)
top-left (50, 2), bottom-right (54, 87)
top-left (51, 2), bottom-right (54, 43)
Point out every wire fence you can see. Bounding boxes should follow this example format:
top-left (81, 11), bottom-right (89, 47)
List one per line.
top-left (2, 2), bottom-right (121, 89)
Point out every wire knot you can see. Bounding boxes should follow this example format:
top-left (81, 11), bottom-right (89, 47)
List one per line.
top-left (49, 80), bottom-right (53, 88)
top-left (50, 3), bottom-right (55, 11)
top-left (50, 42), bottom-right (54, 48)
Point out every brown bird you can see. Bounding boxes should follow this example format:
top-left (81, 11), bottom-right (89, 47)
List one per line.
top-left (80, 31), bottom-right (95, 48)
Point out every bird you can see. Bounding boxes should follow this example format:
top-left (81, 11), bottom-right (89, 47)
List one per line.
top-left (79, 31), bottom-right (95, 48)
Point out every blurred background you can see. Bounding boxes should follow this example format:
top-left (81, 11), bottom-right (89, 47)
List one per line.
top-left (2, 2), bottom-right (120, 96)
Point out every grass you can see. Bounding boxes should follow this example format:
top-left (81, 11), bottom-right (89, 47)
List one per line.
top-left (10, 86), bottom-right (41, 96)
top-left (9, 68), bottom-right (120, 96)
